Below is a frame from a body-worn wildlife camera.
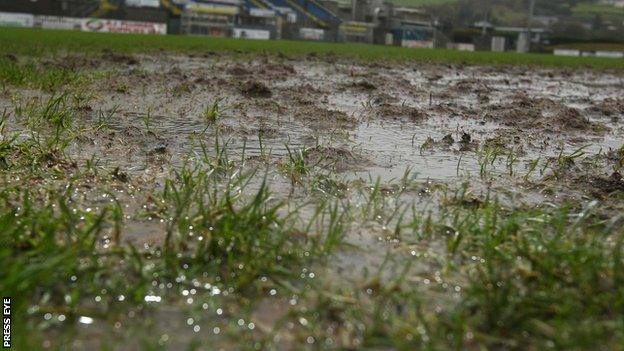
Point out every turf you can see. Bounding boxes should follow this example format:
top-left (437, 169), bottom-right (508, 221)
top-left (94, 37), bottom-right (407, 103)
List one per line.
top-left (1, 27), bottom-right (624, 70)
top-left (1, 25), bottom-right (624, 350)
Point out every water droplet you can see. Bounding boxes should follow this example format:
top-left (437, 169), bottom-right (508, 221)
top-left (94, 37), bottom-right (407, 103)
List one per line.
top-left (78, 316), bottom-right (94, 325)
top-left (144, 295), bottom-right (162, 303)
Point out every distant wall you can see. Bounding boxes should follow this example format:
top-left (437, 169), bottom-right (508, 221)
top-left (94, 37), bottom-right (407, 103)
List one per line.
top-left (0, 11), bottom-right (167, 35)
top-left (0, 1), bottom-right (167, 23)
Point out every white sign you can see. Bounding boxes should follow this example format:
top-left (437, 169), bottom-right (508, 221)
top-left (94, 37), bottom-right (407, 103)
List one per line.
top-left (447, 43), bottom-right (475, 51)
top-left (491, 36), bottom-right (506, 52)
top-left (34, 16), bottom-right (81, 30)
top-left (595, 51), bottom-right (624, 59)
top-left (125, 0), bottom-right (161, 7)
top-left (0, 12), bottom-right (34, 28)
top-left (233, 28), bottom-right (270, 40)
top-left (185, 2), bottom-right (239, 15)
top-left (402, 40), bottom-right (433, 49)
top-left (81, 18), bottom-right (166, 34)
top-left (553, 49), bottom-right (580, 57)
top-left (249, 8), bottom-right (275, 17)
top-left (300, 27), bottom-right (324, 40)
top-left (385, 33), bottom-right (393, 45)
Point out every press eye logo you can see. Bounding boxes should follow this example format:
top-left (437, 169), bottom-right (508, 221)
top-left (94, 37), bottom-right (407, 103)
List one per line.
top-left (3, 297), bottom-right (10, 349)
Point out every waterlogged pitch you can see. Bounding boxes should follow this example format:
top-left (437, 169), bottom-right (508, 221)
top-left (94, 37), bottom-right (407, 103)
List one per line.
top-left (0, 28), bottom-right (623, 350)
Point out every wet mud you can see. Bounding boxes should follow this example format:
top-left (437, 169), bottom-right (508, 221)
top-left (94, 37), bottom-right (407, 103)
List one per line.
top-left (2, 51), bottom-right (623, 350)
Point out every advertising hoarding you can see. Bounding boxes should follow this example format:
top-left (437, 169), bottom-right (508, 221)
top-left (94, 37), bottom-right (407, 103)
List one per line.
top-left (81, 18), bottom-right (166, 34)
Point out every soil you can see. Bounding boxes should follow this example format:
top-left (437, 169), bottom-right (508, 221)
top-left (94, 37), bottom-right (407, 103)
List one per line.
top-left (5, 52), bottom-right (622, 187)
top-left (240, 80), bottom-right (272, 98)
top-left (2, 51), bottom-right (623, 350)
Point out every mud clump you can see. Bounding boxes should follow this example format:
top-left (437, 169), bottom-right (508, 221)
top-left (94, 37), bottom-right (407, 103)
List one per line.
top-left (240, 126), bottom-right (282, 139)
top-left (101, 50), bottom-right (138, 65)
top-left (305, 146), bottom-right (371, 172)
top-left (227, 64), bottom-right (252, 76)
top-left (421, 135), bottom-right (453, 151)
top-left (509, 93), bottom-right (558, 110)
top-left (577, 172), bottom-right (624, 198)
top-left (240, 80), bottom-right (272, 98)
top-left (371, 93), bottom-right (399, 105)
top-left (259, 63), bottom-right (296, 76)
top-left (441, 134), bottom-right (454, 145)
top-left (425, 73), bottom-right (443, 82)
top-left (459, 132), bottom-right (478, 151)
top-left (111, 167), bottom-right (129, 183)
top-left (420, 132), bottom-right (478, 152)
top-left (228, 63), bottom-right (295, 78)
top-left (603, 148), bottom-right (624, 167)
top-left (279, 84), bottom-right (324, 105)
top-left (194, 76), bottom-right (228, 87)
top-left (289, 83), bottom-right (323, 95)
top-left (149, 144), bottom-right (168, 155)
top-left (452, 78), bottom-right (491, 94)
top-left (349, 80), bottom-right (377, 91)
top-left (589, 98), bottom-right (624, 117)
top-left (483, 134), bottom-right (524, 153)
top-left (166, 67), bottom-right (188, 80)
top-left (486, 106), bottom-right (540, 129)
top-left (297, 106), bottom-right (357, 130)
top-left (428, 103), bottom-right (462, 117)
top-left (487, 95), bottom-right (605, 133)
top-left (377, 104), bottom-right (428, 122)
top-left (552, 107), bottom-right (599, 131)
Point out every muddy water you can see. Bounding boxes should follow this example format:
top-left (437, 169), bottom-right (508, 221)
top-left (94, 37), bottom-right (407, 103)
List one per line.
top-left (146, 57), bottom-right (621, 168)
top-left (3, 52), bottom-right (624, 350)
top-left (3, 54), bottom-right (622, 205)
top-left (2, 54), bottom-right (622, 208)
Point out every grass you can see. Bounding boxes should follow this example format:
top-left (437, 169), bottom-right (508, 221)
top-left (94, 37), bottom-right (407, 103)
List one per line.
top-left (0, 55), bottom-right (82, 91)
top-left (2, 109), bottom-right (623, 348)
top-left (0, 124), bottom-right (343, 348)
top-left (1, 27), bottom-right (624, 70)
